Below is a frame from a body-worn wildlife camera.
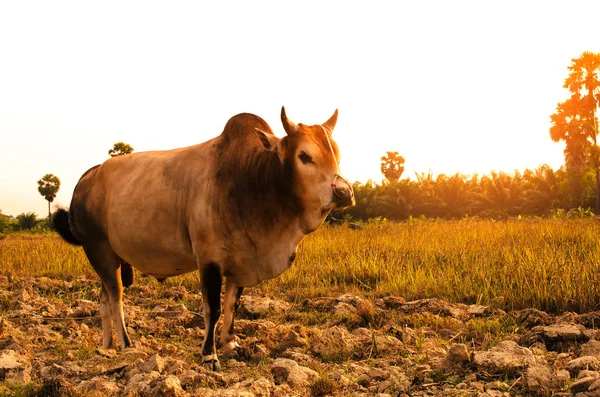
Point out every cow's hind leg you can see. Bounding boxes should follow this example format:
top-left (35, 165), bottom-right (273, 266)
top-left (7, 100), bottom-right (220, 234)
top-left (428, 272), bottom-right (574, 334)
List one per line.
top-left (83, 242), bottom-right (132, 349)
top-left (200, 262), bottom-right (222, 371)
top-left (221, 279), bottom-right (243, 357)
top-left (99, 283), bottom-right (113, 348)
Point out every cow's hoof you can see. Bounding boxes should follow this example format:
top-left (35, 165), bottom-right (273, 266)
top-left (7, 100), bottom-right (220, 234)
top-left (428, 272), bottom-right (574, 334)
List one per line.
top-left (202, 354), bottom-right (221, 372)
top-left (222, 341), bottom-right (241, 360)
top-left (211, 360), bottom-right (221, 372)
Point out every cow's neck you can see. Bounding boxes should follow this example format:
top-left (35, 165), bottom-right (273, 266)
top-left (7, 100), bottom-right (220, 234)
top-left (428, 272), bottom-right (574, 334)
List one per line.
top-left (224, 146), bottom-right (301, 227)
top-left (229, 149), bottom-right (313, 284)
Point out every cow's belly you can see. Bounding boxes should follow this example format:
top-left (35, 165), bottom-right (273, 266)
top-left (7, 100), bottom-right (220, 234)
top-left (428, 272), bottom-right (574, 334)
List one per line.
top-left (109, 232), bottom-right (198, 278)
top-left (125, 252), bottom-right (198, 278)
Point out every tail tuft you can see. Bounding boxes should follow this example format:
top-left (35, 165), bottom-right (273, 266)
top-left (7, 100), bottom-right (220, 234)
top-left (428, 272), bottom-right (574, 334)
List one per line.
top-left (53, 209), bottom-right (82, 246)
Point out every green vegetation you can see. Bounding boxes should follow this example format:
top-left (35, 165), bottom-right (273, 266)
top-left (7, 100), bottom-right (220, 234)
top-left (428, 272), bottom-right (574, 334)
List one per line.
top-left (0, 211), bottom-right (54, 233)
top-left (15, 212), bottom-right (39, 230)
top-left (108, 141), bottom-right (134, 157)
top-left (0, 210), bottom-right (14, 233)
top-left (339, 164), bottom-right (588, 221)
top-left (2, 218), bottom-right (600, 314)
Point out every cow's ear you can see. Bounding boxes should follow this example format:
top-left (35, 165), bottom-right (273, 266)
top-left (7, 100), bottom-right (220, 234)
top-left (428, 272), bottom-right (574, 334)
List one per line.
top-left (255, 128), bottom-right (278, 150)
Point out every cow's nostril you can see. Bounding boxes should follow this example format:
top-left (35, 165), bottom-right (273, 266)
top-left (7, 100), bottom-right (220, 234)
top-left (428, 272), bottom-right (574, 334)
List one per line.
top-left (334, 188), bottom-right (349, 198)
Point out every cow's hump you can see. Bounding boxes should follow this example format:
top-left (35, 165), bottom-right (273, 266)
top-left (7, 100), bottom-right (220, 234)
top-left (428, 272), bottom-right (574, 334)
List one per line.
top-left (221, 113), bottom-right (275, 141)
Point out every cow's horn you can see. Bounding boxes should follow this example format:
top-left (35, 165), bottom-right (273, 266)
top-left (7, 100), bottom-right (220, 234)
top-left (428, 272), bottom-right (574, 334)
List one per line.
top-left (323, 109), bottom-right (338, 133)
top-left (281, 106), bottom-right (299, 135)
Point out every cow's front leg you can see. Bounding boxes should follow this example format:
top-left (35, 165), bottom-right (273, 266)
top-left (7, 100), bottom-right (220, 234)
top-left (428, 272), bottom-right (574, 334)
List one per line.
top-left (221, 279), bottom-right (244, 357)
top-left (200, 262), bottom-right (222, 371)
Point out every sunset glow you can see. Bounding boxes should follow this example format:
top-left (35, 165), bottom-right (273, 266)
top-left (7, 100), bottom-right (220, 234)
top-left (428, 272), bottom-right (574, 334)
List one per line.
top-left (0, 1), bottom-right (597, 217)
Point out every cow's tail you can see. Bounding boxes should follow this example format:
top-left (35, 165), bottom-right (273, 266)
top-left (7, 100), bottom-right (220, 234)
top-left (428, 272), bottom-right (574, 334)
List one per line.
top-left (53, 208), bottom-right (83, 246)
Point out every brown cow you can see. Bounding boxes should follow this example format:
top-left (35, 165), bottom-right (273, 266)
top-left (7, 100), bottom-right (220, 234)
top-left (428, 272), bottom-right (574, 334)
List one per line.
top-left (54, 107), bottom-right (354, 370)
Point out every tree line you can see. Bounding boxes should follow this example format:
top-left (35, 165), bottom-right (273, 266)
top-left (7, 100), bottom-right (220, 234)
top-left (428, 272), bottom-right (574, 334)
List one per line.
top-left (337, 164), bottom-right (594, 221)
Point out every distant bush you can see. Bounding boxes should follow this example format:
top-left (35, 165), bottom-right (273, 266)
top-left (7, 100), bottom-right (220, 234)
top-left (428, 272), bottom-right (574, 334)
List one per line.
top-left (16, 212), bottom-right (39, 230)
top-left (0, 210), bottom-right (58, 234)
top-left (0, 210), bottom-right (13, 233)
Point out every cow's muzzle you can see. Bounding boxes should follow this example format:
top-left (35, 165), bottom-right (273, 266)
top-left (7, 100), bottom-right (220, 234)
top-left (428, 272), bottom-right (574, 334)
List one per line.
top-left (332, 174), bottom-right (355, 209)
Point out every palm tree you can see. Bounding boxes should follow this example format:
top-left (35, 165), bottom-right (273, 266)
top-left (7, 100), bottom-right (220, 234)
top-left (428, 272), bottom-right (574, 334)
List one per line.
top-left (433, 173), bottom-right (474, 218)
top-left (472, 171), bottom-right (524, 217)
top-left (380, 151), bottom-right (405, 182)
top-left (550, 52), bottom-right (600, 211)
top-left (16, 212), bottom-right (38, 230)
top-left (521, 165), bottom-right (565, 215)
top-left (37, 174), bottom-right (61, 218)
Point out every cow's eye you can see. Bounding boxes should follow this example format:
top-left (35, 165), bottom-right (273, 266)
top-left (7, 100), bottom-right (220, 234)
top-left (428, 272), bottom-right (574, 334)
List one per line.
top-left (298, 151), bottom-right (314, 165)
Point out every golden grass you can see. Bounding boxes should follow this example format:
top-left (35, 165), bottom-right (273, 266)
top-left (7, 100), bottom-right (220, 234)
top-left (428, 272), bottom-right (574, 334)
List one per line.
top-left (0, 233), bottom-right (95, 278)
top-left (269, 218), bottom-right (600, 313)
top-left (2, 218), bottom-right (600, 313)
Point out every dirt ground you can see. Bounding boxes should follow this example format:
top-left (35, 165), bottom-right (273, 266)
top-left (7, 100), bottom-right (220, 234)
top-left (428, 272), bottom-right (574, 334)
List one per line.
top-left (1, 275), bottom-right (599, 396)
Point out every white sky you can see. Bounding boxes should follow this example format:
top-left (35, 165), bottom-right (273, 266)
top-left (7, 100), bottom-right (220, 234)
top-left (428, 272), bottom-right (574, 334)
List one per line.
top-left (0, 1), bottom-right (598, 217)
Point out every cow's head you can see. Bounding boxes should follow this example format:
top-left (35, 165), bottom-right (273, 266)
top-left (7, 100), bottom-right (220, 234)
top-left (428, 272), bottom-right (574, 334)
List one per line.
top-left (255, 107), bottom-right (355, 233)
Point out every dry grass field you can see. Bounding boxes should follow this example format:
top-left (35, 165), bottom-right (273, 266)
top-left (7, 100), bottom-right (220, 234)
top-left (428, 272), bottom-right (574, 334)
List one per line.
top-left (1, 218), bottom-right (600, 396)
top-left (3, 218), bottom-right (600, 313)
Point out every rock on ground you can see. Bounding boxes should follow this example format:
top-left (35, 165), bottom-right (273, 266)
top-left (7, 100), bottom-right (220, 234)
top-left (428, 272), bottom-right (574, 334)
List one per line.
top-left (472, 340), bottom-right (536, 373)
top-left (443, 343), bottom-right (470, 371)
top-left (525, 365), bottom-right (553, 393)
top-left (7, 275), bottom-right (600, 396)
top-left (0, 349), bottom-right (31, 384)
top-left (76, 376), bottom-right (121, 396)
top-left (310, 326), bottom-right (354, 360)
top-left (147, 374), bottom-right (187, 397)
top-left (138, 353), bottom-right (167, 374)
top-left (567, 356), bottom-right (600, 376)
top-left (124, 371), bottom-right (161, 396)
top-left (271, 358), bottom-right (318, 390)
